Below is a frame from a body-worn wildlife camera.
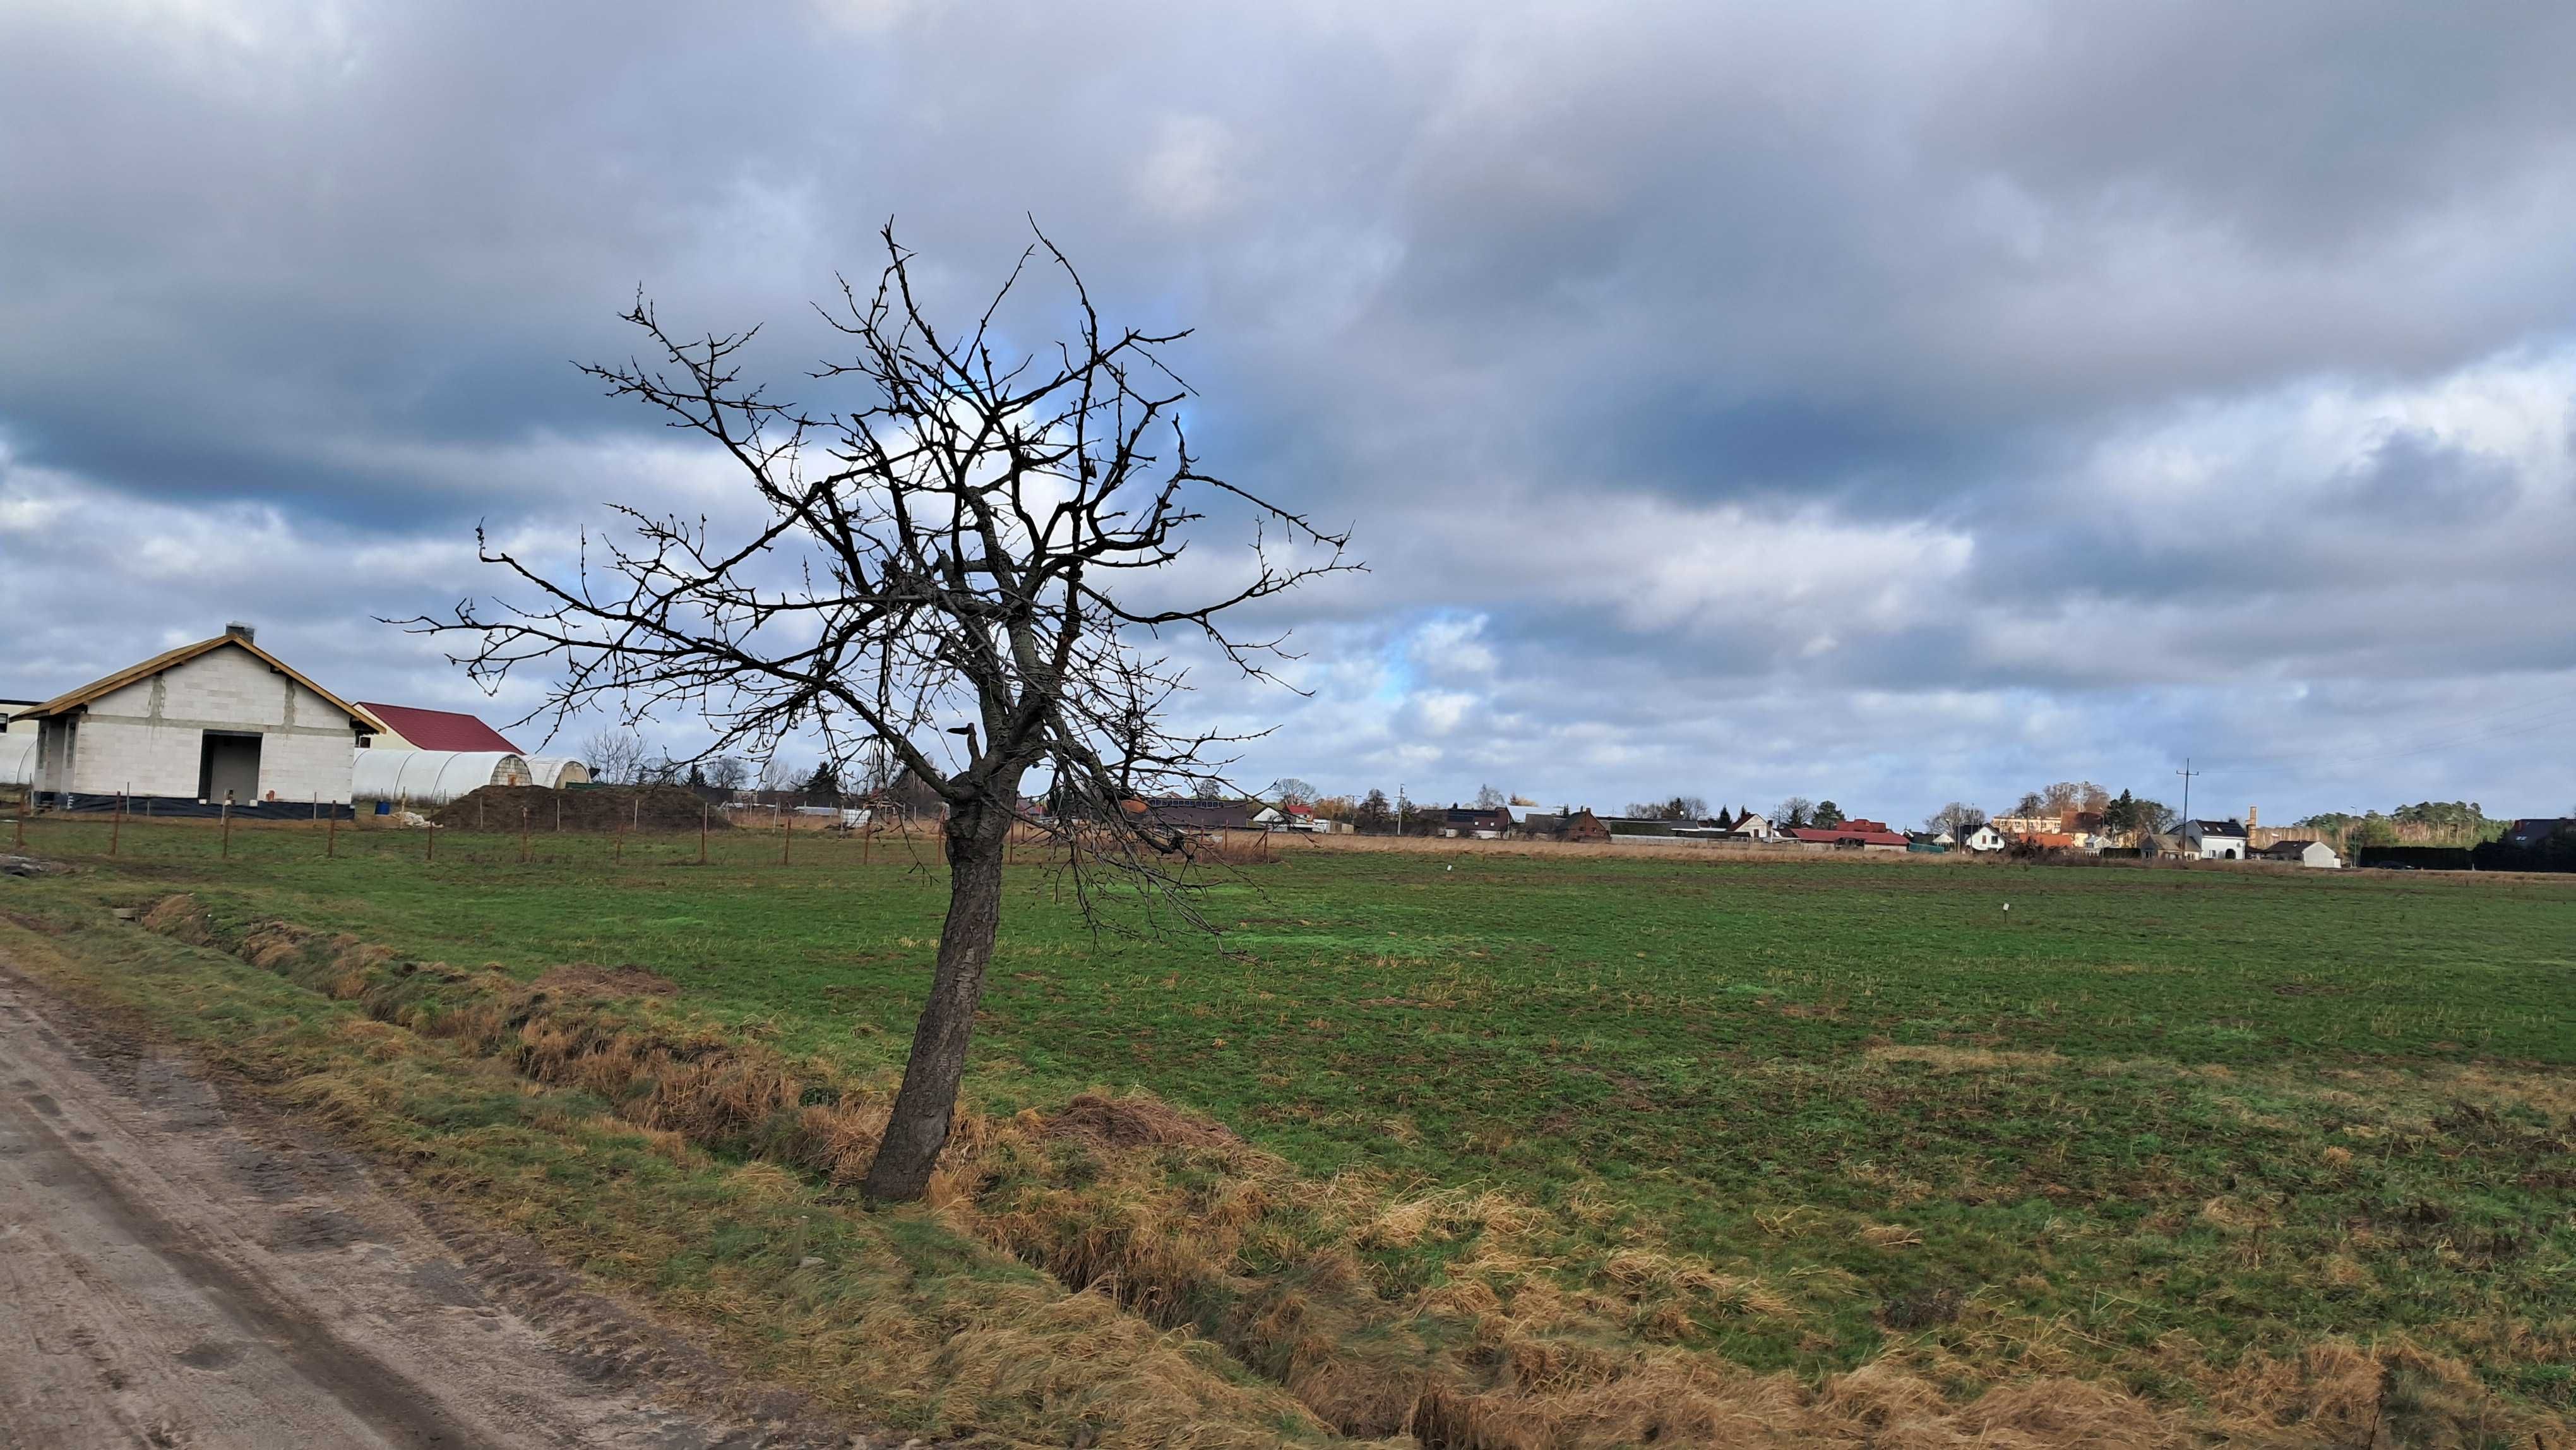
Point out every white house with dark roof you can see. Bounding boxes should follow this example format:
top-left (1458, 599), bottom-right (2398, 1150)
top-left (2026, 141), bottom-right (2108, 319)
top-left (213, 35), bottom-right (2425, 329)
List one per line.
top-left (22, 626), bottom-right (384, 812)
top-left (2178, 818), bottom-right (2251, 860)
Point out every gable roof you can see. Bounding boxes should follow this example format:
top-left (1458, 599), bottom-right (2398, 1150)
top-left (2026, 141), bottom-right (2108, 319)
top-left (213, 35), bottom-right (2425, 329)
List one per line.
top-left (1788, 825), bottom-right (1909, 846)
top-left (2504, 817), bottom-right (2574, 846)
top-left (358, 702), bottom-right (522, 754)
top-left (2186, 818), bottom-right (2248, 836)
top-left (28, 635), bottom-right (386, 733)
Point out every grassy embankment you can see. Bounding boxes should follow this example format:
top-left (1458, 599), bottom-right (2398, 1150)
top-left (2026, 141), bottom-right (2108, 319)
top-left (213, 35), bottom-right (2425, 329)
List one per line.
top-left (4, 816), bottom-right (2573, 1447)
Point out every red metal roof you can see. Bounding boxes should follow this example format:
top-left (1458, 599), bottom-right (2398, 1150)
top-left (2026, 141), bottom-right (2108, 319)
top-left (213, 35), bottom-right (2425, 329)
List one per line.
top-left (356, 702), bottom-right (522, 754)
top-left (1787, 826), bottom-right (1910, 847)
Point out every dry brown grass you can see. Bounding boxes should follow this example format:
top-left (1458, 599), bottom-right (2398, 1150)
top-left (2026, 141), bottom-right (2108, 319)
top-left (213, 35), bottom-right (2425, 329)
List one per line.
top-left (142, 894), bottom-right (2576, 1450)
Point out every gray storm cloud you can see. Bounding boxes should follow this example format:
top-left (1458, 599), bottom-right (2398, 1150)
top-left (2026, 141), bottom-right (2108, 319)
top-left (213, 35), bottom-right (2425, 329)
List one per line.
top-left (3, 0), bottom-right (2572, 820)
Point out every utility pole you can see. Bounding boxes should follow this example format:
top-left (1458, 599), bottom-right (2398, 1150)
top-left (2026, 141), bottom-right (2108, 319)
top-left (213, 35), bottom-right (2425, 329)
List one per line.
top-left (2176, 758), bottom-right (2200, 825)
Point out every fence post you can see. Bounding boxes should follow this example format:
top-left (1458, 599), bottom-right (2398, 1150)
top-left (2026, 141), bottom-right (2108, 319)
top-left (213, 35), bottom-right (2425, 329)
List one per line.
top-left (427, 821), bottom-right (435, 863)
top-left (614, 824), bottom-right (624, 865)
top-left (221, 800), bottom-right (232, 859)
top-left (326, 805), bottom-right (337, 858)
top-left (780, 815), bottom-right (790, 866)
top-left (520, 806), bottom-right (530, 864)
top-left (110, 791), bottom-right (124, 856)
top-left (16, 792), bottom-right (26, 851)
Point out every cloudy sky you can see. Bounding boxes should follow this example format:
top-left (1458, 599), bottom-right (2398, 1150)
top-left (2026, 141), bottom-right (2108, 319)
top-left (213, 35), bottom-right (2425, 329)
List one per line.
top-left (5, 0), bottom-right (2573, 824)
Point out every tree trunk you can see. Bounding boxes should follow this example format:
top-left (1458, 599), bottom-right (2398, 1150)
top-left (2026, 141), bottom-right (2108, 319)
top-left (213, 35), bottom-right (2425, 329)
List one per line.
top-left (862, 808), bottom-right (1008, 1201)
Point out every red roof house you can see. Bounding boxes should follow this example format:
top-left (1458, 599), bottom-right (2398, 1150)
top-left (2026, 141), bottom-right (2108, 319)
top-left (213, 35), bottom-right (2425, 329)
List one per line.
top-left (357, 702), bottom-right (522, 754)
top-left (1787, 820), bottom-right (1909, 851)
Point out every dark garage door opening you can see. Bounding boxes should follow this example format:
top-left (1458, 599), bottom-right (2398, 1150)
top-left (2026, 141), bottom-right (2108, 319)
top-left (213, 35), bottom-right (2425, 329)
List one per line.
top-left (199, 731), bottom-right (261, 803)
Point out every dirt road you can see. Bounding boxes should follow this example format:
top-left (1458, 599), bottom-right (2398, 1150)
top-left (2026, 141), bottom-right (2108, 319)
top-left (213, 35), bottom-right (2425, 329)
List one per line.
top-left (0, 962), bottom-right (866, 1449)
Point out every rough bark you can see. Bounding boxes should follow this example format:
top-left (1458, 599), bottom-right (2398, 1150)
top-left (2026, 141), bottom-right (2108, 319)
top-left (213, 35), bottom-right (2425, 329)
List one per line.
top-left (861, 808), bottom-right (1009, 1201)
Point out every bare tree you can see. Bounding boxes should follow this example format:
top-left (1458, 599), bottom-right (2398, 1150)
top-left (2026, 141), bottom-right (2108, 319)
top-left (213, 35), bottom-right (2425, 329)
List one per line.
top-left (1925, 801), bottom-right (1986, 839)
top-left (1772, 796), bottom-right (1813, 829)
top-left (1473, 783), bottom-right (1505, 810)
top-left (581, 729), bottom-right (643, 784)
top-left (756, 755), bottom-right (804, 793)
top-left (1624, 795), bottom-right (1706, 821)
top-left (707, 756), bottom-right (753, 791)
top-left (1266, 777), bottom-right (1319, 806)
top-left (405, 225), bottom-right (1352, 1200)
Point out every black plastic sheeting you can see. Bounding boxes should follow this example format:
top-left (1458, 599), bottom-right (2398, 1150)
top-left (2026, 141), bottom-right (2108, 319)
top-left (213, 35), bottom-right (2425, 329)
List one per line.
top-left (37, 793), bottom-right (356, 820)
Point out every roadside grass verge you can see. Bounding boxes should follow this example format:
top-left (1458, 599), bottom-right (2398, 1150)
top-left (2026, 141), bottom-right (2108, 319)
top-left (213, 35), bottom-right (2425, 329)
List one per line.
top-left (0, 900), bottom-right (1335, 1449)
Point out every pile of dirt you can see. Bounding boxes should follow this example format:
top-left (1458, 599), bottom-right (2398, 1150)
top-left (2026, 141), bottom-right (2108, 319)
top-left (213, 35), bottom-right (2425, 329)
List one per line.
top-left (432, 784), bottom-right (729, 834)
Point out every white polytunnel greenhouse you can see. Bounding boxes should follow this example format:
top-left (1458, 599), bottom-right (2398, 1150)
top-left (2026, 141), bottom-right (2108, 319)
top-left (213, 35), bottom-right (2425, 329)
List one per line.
top-left (0, 733), bottom-right (36, 786)
top-left (350, 749), bottom-right (530, 806)
top-left (519, 755), bottom-right (592, 790)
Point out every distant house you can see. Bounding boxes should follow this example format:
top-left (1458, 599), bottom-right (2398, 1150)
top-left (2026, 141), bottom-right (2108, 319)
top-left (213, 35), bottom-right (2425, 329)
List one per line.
top-left (357, 701), bottom-right (524, 754)
top-left (2501, 818), bottom-right (2576, 849)
top-left (1253, 801), bottom-right (1327, 832)
top-left (2260, 839), bottom-right (2343, 870)
top-left (2178, 819), bottom-right (2251, 860)
top-left (1518, 808), bottom-right (1609, 844)
top-left (1991, 813), bottom-right (2061, 836)
top-left (21, 626), bottom-right (384, 812)
top-left (1787, 818), bottom-right (1909, 852)
top-left (1713, 806), bottom-right (1775, 841)
top-left (1960, 823), bottom-right (2007, 853)
top-left (1440, 805), bottom-right (1513, 839)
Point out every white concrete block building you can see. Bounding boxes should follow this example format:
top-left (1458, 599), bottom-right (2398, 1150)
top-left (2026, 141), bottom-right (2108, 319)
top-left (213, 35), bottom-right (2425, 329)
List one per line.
top-left (2178, 819), bottom-right (2251, 860)
top-left (23, 626), bottom-right (385, 812)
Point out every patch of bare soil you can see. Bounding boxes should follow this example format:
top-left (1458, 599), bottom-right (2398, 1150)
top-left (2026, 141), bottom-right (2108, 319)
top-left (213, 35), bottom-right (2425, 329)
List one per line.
top-left (0, 960), bottom-right (877, 1449)
top-left (434, 784), bottom-right (728, 834)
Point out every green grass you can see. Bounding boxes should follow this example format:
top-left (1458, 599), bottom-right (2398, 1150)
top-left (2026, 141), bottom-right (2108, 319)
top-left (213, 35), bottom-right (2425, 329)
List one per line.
top-left (11, 816), bottom-right (2576, 1427)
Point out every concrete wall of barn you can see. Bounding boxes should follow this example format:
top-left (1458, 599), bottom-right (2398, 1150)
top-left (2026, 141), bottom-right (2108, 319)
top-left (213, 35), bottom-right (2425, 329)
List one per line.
top-left (54, 645), bottom-right (363, 803)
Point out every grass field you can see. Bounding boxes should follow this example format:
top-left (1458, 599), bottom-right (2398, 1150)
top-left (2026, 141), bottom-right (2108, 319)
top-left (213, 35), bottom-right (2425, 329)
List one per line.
top-left (7, 815), bottom-right (2574, 1446)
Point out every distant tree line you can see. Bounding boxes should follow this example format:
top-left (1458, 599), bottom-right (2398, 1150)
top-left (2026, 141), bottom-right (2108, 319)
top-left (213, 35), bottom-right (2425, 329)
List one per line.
top-left (2298, 801), bottom-right (2505, 850)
